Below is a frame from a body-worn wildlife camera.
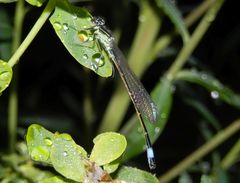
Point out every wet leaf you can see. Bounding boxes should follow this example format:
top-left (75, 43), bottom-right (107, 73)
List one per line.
top-left (201, 175), bottom-right (213, 183)
top-left (39, 176), bottom-right (77, 183)
top-left (90, 132), bottom-right (127, 166)
top-left (122, 77), bottom-right (173, 161)
top-left (0, 60), bottom-right (12, 93)
top-left (114, 166), bottom-right (158, 183)
top-left (175, 70), bottom-right (240, 109)
top-left (49, 0), bottom-right (112, 77)
top-left (26, 124), bottom-right (54, 163)
top-left (25, 0), bottom-right (46, 7)
top-left (50, 133), bottom-right (88, 182)
top-left (155, 0), bottom-right (189, 43)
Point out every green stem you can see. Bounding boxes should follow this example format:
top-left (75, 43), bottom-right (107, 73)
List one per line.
top-left (221, 138), bottom-right (240, 169)
top-left (8, 0), bottom-right (25, 153)
top-left (98, 1), bottom-right (161, 133)
top-left (8, 0), bottom-right (56, 67)
top-left (158, 119), bottom-right (240, 183)
top-left (165, 0), bottom-right (224, 80)
top-left (148, 0), bottom-right (217, 72)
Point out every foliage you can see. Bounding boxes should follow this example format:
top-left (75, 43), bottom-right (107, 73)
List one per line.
top-left (1, 0), bottom-right (240, 182)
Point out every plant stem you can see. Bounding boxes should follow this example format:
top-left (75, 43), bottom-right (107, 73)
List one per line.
top-left (158, 119), bottom-right (240, 183)
top-left (165, 0), bottom-right (224, 80)
top-left (221, 138), bottom-right (240, 169)
top-left (8, 0), bottom-right (56, 67)
top-left (98, 1), bottom-right (161, 133)
top-left (8, 0), bottom-right (25, 153)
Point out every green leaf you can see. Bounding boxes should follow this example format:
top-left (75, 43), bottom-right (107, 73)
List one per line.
top-left (175, 70), bottom-right (240, 109)
top-left (90, 132), bottom-right (127, 166)
top-left (155, 0), bottom-right (189, 43)
top-left (18, 164), bottom-right (54, 182)
top-left (39, 176), bottom-right (77, 183)
top-left (25, 0), bottom-right (47, 7)
top-left (103, 156), bottom-right (121, 174)
top-left (26, 124), bottom-right (54, 163)
top-left (0, 0), bottom-right (17, 3)
top-left (201, 175), bottom-right (213, 183)
top-left (122, 77), bottom-right (173, 161)
top-left (49, 0), bottom-right (112, 77)
top-left (0, 8), bottom-right (12, 39)
top-left (114, 166), bottom-right (158, 183)
top-left (0, 60), bottom-right (12, 93)
top-left (50, 133), bottom-right (88, 182)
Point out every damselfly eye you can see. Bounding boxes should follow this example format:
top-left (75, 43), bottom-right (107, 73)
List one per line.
top-left (92, 17), bottom-right (105, 26)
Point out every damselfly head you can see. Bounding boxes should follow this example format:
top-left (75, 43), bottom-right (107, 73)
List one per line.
top-left (92, 16), bottom-right (105, 27)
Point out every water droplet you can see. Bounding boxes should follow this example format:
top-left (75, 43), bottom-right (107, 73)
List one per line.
top-left (63, 151), bottom-right (68, 157)
top-left (0, 71), bottom-right (10, 81)
top-left (137, 127), bottom-right (143, 133)
top-left (211, 91), bottom-right (219, 99)
top-left (61, 133), bottom-right (72, 141)
top-left (89, 36), bottom-right (94, 41)
top-left (160, 113), bottom-right (167, 119)
top-left (63, 23), bottom-right (69, 33)
top-left (53, 22), bottom-right (62, 31)
top-left (154, 127), bottom-right (161, 134)
top-left (72, 14), bottom-right (77, 20)
top-left (92, 53), bottom-right (105, 67)
top-left (44, 137), bottom-right (53, 146)
top-left (139, 15), bottom-right (146, 22)
top-left (78, 30), bottom-right (89, 42)
top-left (83, 54), bottom-right (88, 59)
top-left (201, 73), bottom-right (208, 80)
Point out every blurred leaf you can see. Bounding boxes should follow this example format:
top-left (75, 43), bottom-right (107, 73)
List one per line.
top-left (213, 167), bottom-right (230, 183)
top-left (201, 175), bottom-right (213, 183)
top-left (121, 77), bottom-right (173, 161)
top-left (114, 166), bottom-right (158, 183)
top-left (90, 132), bottom-right (127, 166)
top-left (178, 172), bottom-right (193, 183)
top-left (0, 8), bottom-right (12, 39)
top-left (39, 176), bottom-right (77, 183)
top-left (49, 0), bottom-right (113, 77)
top-left (25, 0), bottom-right (47, 7)
top-left (0, 0), bottom-right (17, 3)
top-left (155, 0), bottom-right (190, 43)
top-left (175, 70), bottom-right (240, 109)
top-left (184, 99), bottom-right (221, 130)
top-left (0, 60), bottom-right (12, 93)
top-left (18, 163), bottom-right (54, 182)
top-left (50, 133), bottom-right (88, 182)
top-left (0, 42), bottom-right (12, 60)
top-left (26, 124), bottom-right (54, 163)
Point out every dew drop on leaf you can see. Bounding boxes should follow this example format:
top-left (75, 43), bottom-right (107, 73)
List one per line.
top-left (92, 53), bottom-right (105, 67)
top-left (154, 127), bottom-right (161, 134)
top-left (53, 22), bottom-right (63, 31)
top-left (44, 137), bottom-right (53, 146)
top-left (63, 151), bottom-right (68, 157)
top-left (211, 90), bottom-right (219, 99)
top-left (78, 31), bottom-right (89, 43)
top-left (83, 54), bottom-right (88, 59)
top-left (63, 23), bottom-right (69, 33)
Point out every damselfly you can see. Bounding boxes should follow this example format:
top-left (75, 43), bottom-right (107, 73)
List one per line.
top-left (85, 17), bottom-right (158, 169)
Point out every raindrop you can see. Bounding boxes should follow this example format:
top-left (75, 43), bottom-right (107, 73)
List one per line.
top-left (139, 15), bottom-right (146, 22)
top-left (211, 91), bottom-right (219, 99)
top-left (78, 31), bottom-right (89, 43)
top-left (0, 72), bottom-right (10, 81)
top-left (53, 22), bottom-right (62, 31)
top-left (63, 151), bottom-right (68, 157)
top-left (92, 53), bottom-right (105, 67)
top-left (63, 23), bottom-right (69, 33)
top-left (72, 13), bottom-right (77, 20)
top-left (154, 127), bottom-right (161, 134)
top-left (83, 54), bottom-right (88, 59)
top-left (201, 73), bottom-right (208, 80)
top-left (137, 127), bottom-right (143, 133)
top-left (44, 137), bottom-right (53, 146)
top-left (161, 113), bottom-right (167, 119)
